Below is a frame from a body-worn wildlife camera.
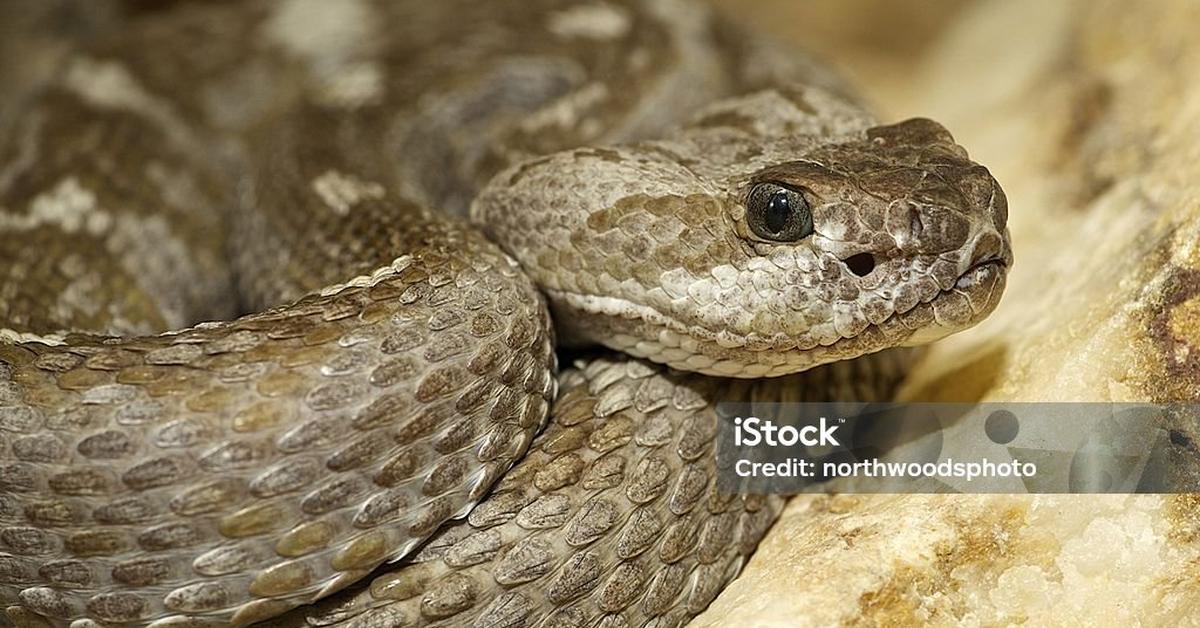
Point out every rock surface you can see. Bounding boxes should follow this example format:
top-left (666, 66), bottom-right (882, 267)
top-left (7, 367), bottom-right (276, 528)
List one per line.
top-left (699, 0), bottom-right (1200, 624)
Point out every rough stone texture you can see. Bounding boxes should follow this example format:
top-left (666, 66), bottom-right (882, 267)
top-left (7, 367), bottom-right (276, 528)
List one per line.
top-left (698, 0), bottom-right (1200, 625)
top-left (696, 494), bottom-right (1200, 626)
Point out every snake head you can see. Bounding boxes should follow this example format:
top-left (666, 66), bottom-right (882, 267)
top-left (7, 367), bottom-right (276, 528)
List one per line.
top-left (474, 89), bottom-right (1011, 377)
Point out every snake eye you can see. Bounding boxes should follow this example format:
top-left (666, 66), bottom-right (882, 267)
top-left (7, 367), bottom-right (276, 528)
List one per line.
top-left (746, 182), bottom-right (814, 242)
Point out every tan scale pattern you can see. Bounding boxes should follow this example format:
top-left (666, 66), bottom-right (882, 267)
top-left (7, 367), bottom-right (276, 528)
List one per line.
top-left (0, 222), bottom-right (554, 625)
top-left (281, 350), bottom-right (912, 627)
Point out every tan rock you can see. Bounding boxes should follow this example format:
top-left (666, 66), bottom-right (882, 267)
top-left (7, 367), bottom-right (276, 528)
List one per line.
top-left (696, 494), bottom-right (1200, 626)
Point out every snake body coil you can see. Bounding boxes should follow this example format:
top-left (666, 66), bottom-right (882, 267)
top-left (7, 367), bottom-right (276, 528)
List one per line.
top-left (0, 1), bottom-right (1011, 626)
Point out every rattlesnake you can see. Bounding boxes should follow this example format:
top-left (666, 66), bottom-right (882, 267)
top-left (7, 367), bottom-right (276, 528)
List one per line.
top-left (0, 0), bottom-right (1011, 626)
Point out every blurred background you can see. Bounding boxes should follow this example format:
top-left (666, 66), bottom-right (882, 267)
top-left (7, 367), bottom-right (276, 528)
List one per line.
top-left (712, 0), bottom-right (970, 115)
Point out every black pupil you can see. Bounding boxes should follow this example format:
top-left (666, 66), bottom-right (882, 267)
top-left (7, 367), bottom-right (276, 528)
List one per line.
top-left (764, 191), bottom-right (791, 233)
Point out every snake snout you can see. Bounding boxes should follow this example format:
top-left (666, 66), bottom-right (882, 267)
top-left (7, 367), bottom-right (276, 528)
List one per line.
top-left (957, 164), bottom-right (1008, 234)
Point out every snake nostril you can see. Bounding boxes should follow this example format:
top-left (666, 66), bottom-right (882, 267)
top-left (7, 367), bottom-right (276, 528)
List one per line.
top-left (843, 253), bottom-right (876, 277)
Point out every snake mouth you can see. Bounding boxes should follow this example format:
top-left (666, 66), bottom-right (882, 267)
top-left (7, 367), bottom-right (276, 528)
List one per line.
top-left (955, 257), bottom-right (1006, 290)
top-left (746, 255), bottom-right (1009, 375)
top-left (887, 255), bottom-right (1008, 350)
top-left (778, 253), bottom-right (1009, 366)
top-left (798, 246), bottom-right (1011, 348)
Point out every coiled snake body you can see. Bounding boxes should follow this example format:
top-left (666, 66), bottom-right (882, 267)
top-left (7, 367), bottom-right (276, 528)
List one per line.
top-left (0, 1), bottom-right (1011, 626)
